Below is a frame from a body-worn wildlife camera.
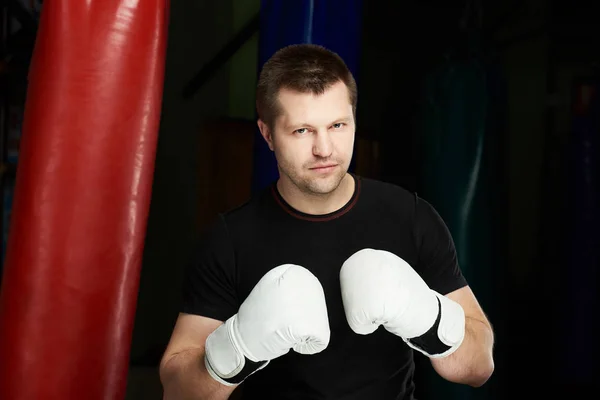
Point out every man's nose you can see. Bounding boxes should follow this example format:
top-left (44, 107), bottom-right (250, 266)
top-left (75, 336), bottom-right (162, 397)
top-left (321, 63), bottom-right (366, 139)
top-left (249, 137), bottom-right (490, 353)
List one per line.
top-left (313, 130), bottom-right (333, 158)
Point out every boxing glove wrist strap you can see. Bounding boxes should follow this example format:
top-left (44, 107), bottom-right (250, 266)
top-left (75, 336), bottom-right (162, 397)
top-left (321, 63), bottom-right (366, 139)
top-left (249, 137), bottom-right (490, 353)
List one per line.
top-left (212, 358), bottom-right (269, 385)
top-left (405, 292), bottom-right (465, 358)
top-left (204, 316), bottom-right (268, 386)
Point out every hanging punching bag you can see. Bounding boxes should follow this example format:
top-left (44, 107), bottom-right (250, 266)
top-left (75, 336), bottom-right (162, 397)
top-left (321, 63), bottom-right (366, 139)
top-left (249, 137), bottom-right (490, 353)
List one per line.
top-left (416, 33), bottom-right (500, 400)
top-left (0, 1), bottom-right (169, 400)
top-left (563, 79), bottom-right (599, 386)
top-left (252, 0), bottom-right (362, 192)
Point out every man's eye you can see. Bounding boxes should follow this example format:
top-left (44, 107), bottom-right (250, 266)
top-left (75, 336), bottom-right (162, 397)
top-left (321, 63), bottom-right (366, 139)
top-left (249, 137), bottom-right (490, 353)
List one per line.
top-left (332, 123), bottom-right (345, 129)
top-left (295, 128), bottom-right (307, 134)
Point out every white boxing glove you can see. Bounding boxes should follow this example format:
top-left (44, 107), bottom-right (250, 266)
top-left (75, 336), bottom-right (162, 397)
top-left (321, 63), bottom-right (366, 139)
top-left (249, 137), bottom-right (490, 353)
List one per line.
top-left (205, 264), bottom-right (331, 385)
top-left (340, 248), bottom-right (465, 358)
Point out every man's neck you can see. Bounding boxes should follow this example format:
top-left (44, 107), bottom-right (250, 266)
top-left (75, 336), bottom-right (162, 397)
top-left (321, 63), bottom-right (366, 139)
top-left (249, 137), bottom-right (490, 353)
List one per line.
top-left (276, 173), bottom-right (355, 216)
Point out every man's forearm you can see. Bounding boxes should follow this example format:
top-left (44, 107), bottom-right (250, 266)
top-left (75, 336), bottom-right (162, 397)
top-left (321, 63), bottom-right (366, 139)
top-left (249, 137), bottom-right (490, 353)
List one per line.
top-left (430, 316), bottom-right (495, 387)
top-left (160, 348), bottom-right (237, 400)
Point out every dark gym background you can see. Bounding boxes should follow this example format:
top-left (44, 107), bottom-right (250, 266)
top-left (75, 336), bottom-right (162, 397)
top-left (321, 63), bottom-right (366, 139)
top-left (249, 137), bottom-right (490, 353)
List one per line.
top-left (1, 1), bottom-right (598, 399)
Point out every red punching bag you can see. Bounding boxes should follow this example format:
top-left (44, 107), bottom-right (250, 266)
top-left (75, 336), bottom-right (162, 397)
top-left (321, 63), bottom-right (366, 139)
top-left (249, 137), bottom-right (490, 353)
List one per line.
top-left (0, 1), bottom-right (169, 399)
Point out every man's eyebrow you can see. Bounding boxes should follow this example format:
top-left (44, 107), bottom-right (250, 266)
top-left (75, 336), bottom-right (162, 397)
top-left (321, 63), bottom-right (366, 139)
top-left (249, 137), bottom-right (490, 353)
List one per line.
top-left (285, 117), bottom-right (353, 130)
top-left (285, 122), bottom-right (315, 130)
top-left (332, 116), bottom-right (353, 124)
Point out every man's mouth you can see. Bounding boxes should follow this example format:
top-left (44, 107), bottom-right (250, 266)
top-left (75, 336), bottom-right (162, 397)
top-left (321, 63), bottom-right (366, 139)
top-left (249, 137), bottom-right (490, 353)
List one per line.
top-left (310, 164), bottom-right (337, 170)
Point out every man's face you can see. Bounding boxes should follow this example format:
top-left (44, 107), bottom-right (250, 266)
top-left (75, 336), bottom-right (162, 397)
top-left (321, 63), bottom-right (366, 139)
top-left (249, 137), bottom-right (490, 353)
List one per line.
top-left (259, 81), bottom-right (355, 196)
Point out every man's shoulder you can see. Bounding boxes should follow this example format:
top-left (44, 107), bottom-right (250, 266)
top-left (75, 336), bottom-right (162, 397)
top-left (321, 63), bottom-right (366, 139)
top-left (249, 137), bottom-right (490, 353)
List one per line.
top-left (357, 175), bottom-right (417, 208)
top-left (218, 184), bottom-right (273, 228)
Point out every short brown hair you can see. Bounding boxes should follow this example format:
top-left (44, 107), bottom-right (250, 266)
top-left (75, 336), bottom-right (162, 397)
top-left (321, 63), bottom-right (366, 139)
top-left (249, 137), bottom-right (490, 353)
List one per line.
top-left (256, 44), bottom-right (357, 128)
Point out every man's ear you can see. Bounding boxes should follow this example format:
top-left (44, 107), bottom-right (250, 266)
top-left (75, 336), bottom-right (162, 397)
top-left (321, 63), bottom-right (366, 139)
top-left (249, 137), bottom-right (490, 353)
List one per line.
top-left (257, 119), bottom-right (274, 151)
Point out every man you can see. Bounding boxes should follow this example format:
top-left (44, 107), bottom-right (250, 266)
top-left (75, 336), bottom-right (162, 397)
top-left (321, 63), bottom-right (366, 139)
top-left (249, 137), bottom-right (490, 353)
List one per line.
top-left (159, 44), bottom-right (495, 400)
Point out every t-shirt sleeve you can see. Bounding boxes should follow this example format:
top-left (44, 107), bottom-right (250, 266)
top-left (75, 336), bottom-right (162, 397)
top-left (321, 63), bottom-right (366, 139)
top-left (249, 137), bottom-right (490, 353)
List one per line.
top-left (181, 214), bottom-right (239, 321)
top-left (413, 195), bottom-right (468, 295)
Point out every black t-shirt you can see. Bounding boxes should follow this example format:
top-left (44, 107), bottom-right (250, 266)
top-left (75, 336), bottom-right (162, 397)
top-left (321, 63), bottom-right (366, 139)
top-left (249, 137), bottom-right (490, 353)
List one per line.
top-left (182, 174), bottom-right (468, 400)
